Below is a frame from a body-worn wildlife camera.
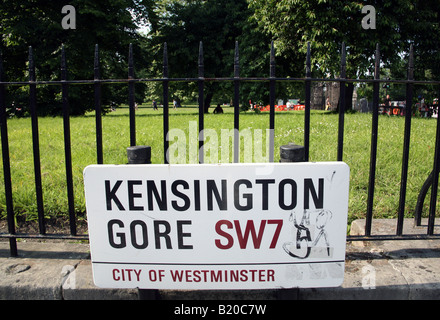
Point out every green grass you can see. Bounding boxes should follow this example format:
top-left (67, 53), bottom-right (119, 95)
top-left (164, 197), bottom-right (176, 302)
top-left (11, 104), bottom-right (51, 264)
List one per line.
top-left (0, 105), bottom-right (438, 226)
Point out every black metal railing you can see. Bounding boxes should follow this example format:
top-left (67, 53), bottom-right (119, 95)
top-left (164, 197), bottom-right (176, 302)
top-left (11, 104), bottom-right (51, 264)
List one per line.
top-left (1, 41), bottom-right (440, 257)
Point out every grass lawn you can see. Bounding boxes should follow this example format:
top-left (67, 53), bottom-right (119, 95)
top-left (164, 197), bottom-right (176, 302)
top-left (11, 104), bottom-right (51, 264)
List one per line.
top-left (0, 105), bottom-right (438, 228)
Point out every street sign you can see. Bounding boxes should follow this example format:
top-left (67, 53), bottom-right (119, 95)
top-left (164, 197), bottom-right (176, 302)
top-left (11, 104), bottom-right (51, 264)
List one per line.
top-left (84, 162), bottom-right (349, 289)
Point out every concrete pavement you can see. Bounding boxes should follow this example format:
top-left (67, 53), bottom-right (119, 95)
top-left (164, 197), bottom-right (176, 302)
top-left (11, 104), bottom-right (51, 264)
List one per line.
top-left (0, 219), bottom-right (439, 299)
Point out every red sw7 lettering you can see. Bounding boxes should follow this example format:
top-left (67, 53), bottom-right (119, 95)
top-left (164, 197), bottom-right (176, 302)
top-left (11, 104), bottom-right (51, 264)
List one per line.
top-left (215, 219), bottom-right (283, 249)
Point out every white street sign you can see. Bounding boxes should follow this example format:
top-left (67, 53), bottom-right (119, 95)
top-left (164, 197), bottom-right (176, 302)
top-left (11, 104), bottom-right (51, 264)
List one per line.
top-left (84, 162), bottom-right (349, 289)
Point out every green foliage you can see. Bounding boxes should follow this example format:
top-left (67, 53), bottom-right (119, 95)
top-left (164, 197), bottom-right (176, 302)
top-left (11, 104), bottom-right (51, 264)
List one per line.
top-left (146, 0), bottom-right (246, 108)
top-left (144, 0), bottom-right (294, 109)
top-left (2, 0), bottom-right (439, 116)
top-left (249, 0), bottom-right (440, 113)
top-left (249, 0), bottom-right (440, 79)
top-left (143, 0), bottom-right (308, 109)
top-left (0, 0), bottom-right (152, 115)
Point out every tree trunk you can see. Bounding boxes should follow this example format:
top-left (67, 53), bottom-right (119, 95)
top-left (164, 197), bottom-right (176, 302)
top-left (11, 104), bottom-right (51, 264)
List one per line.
top-left (345, 82), bottom-right (354, 112)
top-left (204, 92), bottom-right (213, 113)
top-left (336, 82), bottom-right (354, 112)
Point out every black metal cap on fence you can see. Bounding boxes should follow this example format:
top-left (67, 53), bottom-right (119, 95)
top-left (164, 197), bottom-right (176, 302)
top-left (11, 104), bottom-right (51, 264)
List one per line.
top-left (127, 145), bottom-right (151, 164)
top-left (126, 145), bottom-right (158, 300)
top-left (280, 143), bottom-right (305, 163)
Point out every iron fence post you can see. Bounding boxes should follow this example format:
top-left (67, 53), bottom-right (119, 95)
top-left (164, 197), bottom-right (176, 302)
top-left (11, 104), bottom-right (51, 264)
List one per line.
top-left (427, 85), bottom-right (440, 235)
top-left (337, 42), bottom-right (346, 162)
top-left (163, 43), bottom-right (169, 164)
top-left (198, 41), bottom-right (204, 164)
top-left (234, 41), bottom-right (240, 163)
top-left (277, 142), bottom-right (305, 299)
top-left (397, 44), bottom-right (414, 236)
top-left (61, 45), bottom-right (76, 236)
top-left (366, 43), bottom-right (381, 236)
top-left (304, 42), bottom-right (311, 162)
top-left (126, 145), bottom-right (160, 299)
top-left (0, 50), bottom-right (17, 256)
top-left (128, 43), bottom-right (136, 147)
top-left (28, 46), bottom-right (45, 235)
top-left (269, 42), bottom-right (276, 162)
top-left (94, 44), bottom-right (103, 164)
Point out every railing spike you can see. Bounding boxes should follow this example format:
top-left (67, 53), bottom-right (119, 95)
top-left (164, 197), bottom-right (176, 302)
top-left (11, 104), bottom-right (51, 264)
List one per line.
top-left (28, 46), bottom-right (35, 81)
top-left (163, 42), bottom-right (169, 78)
top-left (340, 42), bottom-right (346, 78)
top-left (0, 49), bottom-right (3, 82)
top-left (234, 41), bottom-right (239, 78)
top-left (374, 43), bottom-right (380, 78)
top-left (61, 45), bottom-right (67, 80)
top-left (270, 41), bottom-right (275, 78)
top-left (94, 44), bottom-right (100, 80)
top-left (128, 43), bottom-right (134, 79)
top-left (306, 42), bottom-right (311, 78)
top-left (198, 41), bottom-right (204, 78)
top-left (408, 44), bottom-right (414, 80)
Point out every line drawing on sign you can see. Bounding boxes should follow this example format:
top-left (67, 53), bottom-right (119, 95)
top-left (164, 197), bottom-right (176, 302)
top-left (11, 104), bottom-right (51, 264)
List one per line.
top-left (282, 210), bottom-right (332, 259)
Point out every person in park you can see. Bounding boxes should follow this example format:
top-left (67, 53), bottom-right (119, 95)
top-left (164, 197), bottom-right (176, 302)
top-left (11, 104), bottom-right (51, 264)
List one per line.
top-left (213, 104), bottom-right (224, 114)
top-left (325, 97), bottom-right (331, 111)
top-left (152, 100), bottom-right (158, 110)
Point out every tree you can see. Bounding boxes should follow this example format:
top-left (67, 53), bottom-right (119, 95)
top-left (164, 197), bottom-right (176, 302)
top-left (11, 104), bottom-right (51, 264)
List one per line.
top-left (1, 0), bottom-right (153, 115)
top-left (147, 0), bottom-right (243, 112)
top-left (146, 0), bottom-right (282, 112)
top-left (249, 0), bottom-right (440, 110)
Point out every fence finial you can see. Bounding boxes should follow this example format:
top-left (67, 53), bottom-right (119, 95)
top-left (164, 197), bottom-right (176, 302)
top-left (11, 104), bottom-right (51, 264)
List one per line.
top-left (128, 43), bottom-right (134, 79)
top-left (340, 42), bottom-right (346, 78)
top-left (163, 42), bottom-right (169, 78)
top-left (28, 46), bottom-right (35, 81)
top-left (374, 43), bottom-right (380, 79)
top-left (270, 41), bottom-right (275, 78)
top-left (94, 44), bottom-right (100, 80)
top-left (306, 42), bottom-right (311, 78)
top-left (198, 41), bottom-right (204, 78)
top-left (61, 45), bottom-right (67, 80)
top-left (408, 44), bottom-right (414, 81)
top-left (234, 41), bottom-right (239, 78)
top-left (0, 49), bottom-right (3, 82)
